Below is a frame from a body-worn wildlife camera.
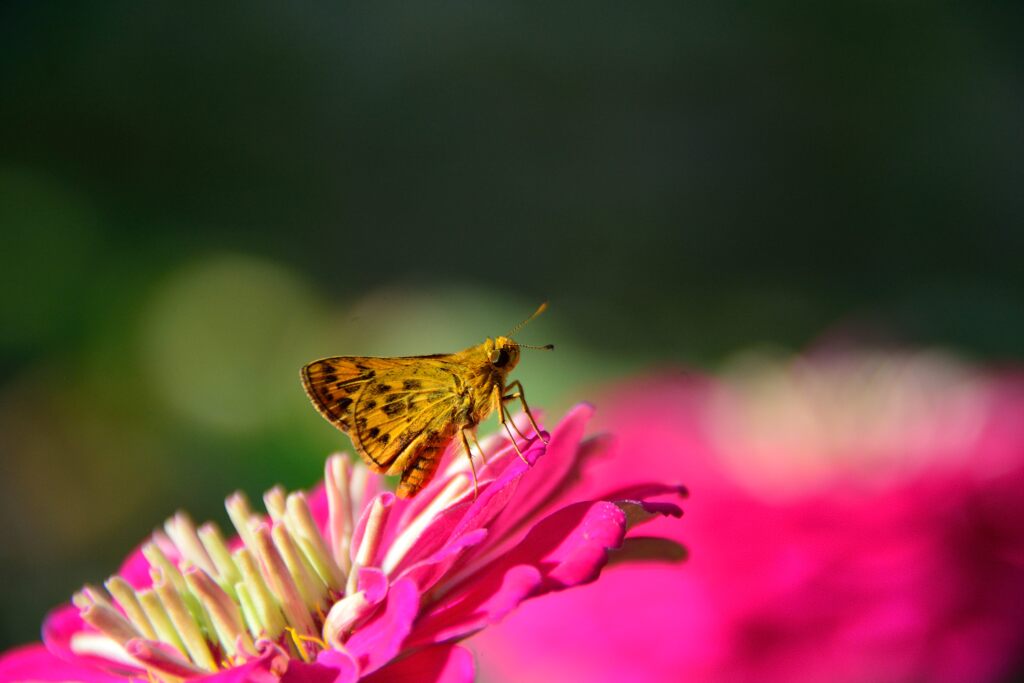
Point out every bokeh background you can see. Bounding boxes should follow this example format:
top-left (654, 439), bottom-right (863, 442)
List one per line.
top-left (2, 0), bottom-right (1023, 672)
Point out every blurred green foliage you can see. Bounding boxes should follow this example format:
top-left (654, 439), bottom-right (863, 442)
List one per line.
top-left (1, 0), bottom-right (1023, 650)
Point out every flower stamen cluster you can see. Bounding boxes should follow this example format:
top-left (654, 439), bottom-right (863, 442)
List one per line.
top-left (73, 455), bottom-right (389, 676)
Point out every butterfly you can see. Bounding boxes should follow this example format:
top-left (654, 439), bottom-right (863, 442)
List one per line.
top-left (301, 303), bottom-right (553, 498)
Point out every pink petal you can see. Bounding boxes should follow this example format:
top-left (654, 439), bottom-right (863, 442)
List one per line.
top-left (192, 642), bottom-right (288, 683)
top-left (41, 604), bottom-right (85, 662)
top-left (385, 437), bottom-right (546, 578)
top-left (382, 500), bottom-right (477, 579)
top-left (523, 500), bottom-right (627, 589)
top-left (0, 643), bottom-right (121, 683)
top-left (355, 566), bottom-right (390, 602)
top-left (42, 605), bottom-right (142, 677)
top-left (445, 438), bottom-right (546, 543)
top-left (282, 650), bottom-right (358, 683)
top-left (398, 529), bottom-right (489, 593)
top-left (117, 542), bottom-right (155, 589)
top-left (502, 403), bottom-right (595, 515)
top-left (410, 565), bottom-right (542, 647)
top-left (451, 407), bottom-right (605, 575)
top-left (614, 499), bottom-right (685, 533)
top-left (323, 568), bottom-right (390, 645)
top-left (393, 442), bottom-right (476, 526)
top-left (304, 481), bottom-right (329, 528)
top-left (474, 562), bottom-right (695, 683)
top-left (409, 500), bottom-right (632, 647)
top-left (597, 482), bottom-right (689, 502)
top-left (605, 536), bottom-right (689, 566)
top-left (343, 577), bottom-right (421, 675)
top-left (383, 411), bottom-right (555, 578)
top-left (443, 436), bottom-right (547, 537)
top-left (363, 645), bottom-right (475, 683)
top-left (402, 410), bottom-right (550, 534)
top-left (493, 431), bottom-right (611, 538)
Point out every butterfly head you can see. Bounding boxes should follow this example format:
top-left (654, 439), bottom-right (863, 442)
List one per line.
top-left (488, 336), bottom-right (521, 372)
top-left (483, 303), bottom-right (554, 375)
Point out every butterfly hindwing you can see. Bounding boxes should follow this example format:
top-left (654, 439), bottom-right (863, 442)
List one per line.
top-left (390, 412), bottom-right (461, 498)
top-left (352, 365), bottom-right (464, 470)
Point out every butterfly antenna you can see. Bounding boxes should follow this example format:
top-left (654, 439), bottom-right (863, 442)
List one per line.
top-left (518, 343), bottom-right (555, 351)
top-left (507, 301), bottom-right (548, 337)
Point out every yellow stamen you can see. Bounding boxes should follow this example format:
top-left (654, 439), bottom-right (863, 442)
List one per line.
top-left (285, 626), bottom-right (327, 662)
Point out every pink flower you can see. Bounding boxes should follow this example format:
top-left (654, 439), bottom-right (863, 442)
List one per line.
top-left (0, 404), bottom-right (685, 683)
top-left (474, 352), bottom-right (1024, 683)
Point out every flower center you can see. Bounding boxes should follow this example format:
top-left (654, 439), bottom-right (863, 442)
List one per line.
top-left (73, 455), bottom-right (386, 676)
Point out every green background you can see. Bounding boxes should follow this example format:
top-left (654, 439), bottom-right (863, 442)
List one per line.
top-left (2, 1), bottom-right (1022, 651)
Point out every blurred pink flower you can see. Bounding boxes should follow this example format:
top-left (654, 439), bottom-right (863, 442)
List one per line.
top-left (474, 351), bottom-right (1024, 683)
top-left (0, 404), bottom-right (685, 683)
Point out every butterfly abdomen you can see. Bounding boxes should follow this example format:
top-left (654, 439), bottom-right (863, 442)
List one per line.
top-left (392, 419), bottom-right (460, 497)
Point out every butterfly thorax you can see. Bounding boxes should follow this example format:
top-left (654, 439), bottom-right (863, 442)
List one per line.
top-left (455, 336), bottom-right (520, 424)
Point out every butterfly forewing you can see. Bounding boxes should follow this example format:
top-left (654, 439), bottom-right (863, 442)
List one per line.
top-left (301, 355), bottom-right (468, 495)
top-left (302, 357), bottom-right (373, 431)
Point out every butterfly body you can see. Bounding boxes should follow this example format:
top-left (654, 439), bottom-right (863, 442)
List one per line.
top-left (301, 335), bottom-right (526, 497)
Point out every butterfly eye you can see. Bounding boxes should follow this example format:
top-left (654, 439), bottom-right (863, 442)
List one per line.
top-left (490, 348), bottom-right (511, 367)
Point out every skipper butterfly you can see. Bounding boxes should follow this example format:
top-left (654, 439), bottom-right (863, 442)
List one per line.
top-left (301, 303), bottom-right (552, 497)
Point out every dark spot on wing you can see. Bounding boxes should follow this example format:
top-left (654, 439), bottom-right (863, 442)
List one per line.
top-left (356, 416), bottom-right (367, 431)
top-left (403, 379), bottom-right (422, 391)
top-left (324, 373), bottom-right (337, 384)
top-left (364, 399), bottom-right (377, 410)
top-left (368, 426), bottom-right (380, 438)
top-left (382, 401), bottom-right (403, 417)
top-left (337, 397), bottom-right (353, 410)
top-left (395, 432), bottom-right (413, 451)
top-left (378, 433), bottom-right (390, 445)
top-left (371, 383), bottom-right (391, 395)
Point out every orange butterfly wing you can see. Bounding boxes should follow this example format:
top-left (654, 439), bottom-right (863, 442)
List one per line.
top-left (301, 356), bottom-right (468, 496)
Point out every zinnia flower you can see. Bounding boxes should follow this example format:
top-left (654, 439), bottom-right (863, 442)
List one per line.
top-left (0, 404), bottom-right (686, 682)
top-left (474, 351), bottom-right (1024, 683)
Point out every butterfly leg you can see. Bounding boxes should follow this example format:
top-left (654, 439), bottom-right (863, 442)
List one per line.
top-left (460, 428), bottom-right (480, 499)
top-left (502, 380), bottom-right (548, 444)
top-left (502, 401), bottom-right (530, 443)
top-left (468, 429), bottom-right (489, 466)
top-left (494, 385), bottom-right (530, 464)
